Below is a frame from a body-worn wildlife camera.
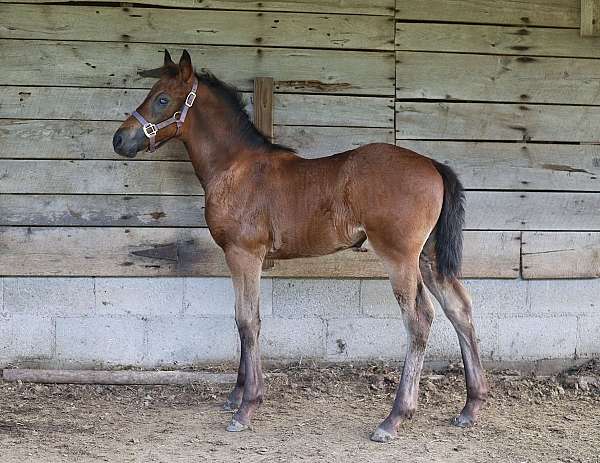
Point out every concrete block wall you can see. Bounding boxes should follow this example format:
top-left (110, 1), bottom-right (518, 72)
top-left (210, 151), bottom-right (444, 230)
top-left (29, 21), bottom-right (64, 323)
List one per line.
top-left (0, 277), bottom-right (598, 368)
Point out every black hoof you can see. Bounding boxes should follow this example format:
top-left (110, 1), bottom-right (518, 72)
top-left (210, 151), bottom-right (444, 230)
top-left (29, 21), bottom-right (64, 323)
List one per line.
top-left (451, 414), bottom-right (475, 428)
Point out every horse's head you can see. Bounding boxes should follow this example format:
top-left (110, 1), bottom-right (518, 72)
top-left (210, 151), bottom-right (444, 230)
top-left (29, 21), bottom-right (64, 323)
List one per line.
top-left (112, 49), bottom-right (196, 158)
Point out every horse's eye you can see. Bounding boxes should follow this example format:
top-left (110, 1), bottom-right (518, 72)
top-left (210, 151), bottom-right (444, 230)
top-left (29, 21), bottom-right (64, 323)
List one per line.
top-left (158, 96), bottom-right (169, 105)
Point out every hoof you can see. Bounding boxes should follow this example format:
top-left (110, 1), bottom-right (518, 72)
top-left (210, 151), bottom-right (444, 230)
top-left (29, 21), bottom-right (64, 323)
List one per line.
top-left (226, 418), bottom-right (250, 433)
top-left (222, 399), bottom-right (239, 412)
top-left (451, 414), bottom-right (475, 428)
top-left (370, 427), bottom-right (396, 443)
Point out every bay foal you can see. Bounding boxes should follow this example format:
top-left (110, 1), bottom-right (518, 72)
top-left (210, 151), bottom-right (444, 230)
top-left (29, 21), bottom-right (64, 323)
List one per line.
top-left (113, 50), bottom-right (487, 442)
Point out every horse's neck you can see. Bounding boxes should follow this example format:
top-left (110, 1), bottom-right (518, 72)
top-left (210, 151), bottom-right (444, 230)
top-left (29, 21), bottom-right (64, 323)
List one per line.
top-left (181, 106), bottom-right (247, 191)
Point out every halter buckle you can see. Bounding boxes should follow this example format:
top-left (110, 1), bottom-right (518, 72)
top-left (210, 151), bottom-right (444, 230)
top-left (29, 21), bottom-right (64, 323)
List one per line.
top-left (143, 123), bottom-right (157, 138)
top-left (185, 91), bottom-right (196, 107)
top-left (173, 111), bottom-right (182, 122)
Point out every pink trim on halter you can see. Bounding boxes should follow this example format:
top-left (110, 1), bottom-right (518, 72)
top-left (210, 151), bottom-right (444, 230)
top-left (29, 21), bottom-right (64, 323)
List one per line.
top-left (132, 77), bottom-right (198, 152)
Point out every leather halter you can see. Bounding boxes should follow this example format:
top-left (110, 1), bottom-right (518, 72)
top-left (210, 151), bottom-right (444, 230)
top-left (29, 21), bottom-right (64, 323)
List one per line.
top-left (132, 77), bottom-right (198, 152)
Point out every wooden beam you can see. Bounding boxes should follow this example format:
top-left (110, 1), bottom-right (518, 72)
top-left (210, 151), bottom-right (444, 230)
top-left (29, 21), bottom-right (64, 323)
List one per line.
top-left (1, 369), bottom-right (236, 385)
top-left (398, 141), bottom-right (600, 191)
top-left (522, 232), bottom-right (600, 278)
top-left (395, 0), bottom-right (579, 28)
top-left (395, 51), bottom-right (600, 105)
top-left (0, 227), bottom-right (519, 278)
top-left (581, 0), bottom-right (600, 36)
top-left (0, 0), bottom-right (395, 16)
top-left (395, 102), bottom-right (600, 142)
top-left (0, 40), bottom-right (395, 96)
top-left (0, 4), bottom-right (394, 50)
top-left (396, 22), bottom-right (600, 58)
top-left (0, 87), bottom-right (394, 128)
top-left (253, 77), bottom-right (274, 140)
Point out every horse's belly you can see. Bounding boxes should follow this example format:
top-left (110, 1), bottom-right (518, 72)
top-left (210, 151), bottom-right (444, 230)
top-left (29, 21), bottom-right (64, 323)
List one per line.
top-left (266, 222), bottom-right (365, 260)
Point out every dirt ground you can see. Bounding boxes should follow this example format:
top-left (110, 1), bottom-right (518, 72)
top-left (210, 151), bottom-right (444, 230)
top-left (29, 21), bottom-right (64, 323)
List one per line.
top-left (1, 361), bottom-right (599, 463)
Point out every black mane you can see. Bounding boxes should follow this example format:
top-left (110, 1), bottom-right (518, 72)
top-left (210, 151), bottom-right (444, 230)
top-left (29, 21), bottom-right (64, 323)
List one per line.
top-left (196, 71), bottom-right (294, 153)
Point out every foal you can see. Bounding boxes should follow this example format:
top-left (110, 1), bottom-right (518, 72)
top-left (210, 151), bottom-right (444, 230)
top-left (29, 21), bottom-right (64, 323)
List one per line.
top-left (113, 50), bottom-right (487, 442)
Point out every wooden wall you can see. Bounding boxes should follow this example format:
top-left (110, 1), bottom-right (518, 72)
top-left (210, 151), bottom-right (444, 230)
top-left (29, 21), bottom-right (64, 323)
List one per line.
top-left (0, 0), bottom-right (598, 279)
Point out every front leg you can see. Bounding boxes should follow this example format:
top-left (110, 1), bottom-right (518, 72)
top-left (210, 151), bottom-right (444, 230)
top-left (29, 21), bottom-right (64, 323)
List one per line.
top-left (224, 246), bottom-right (264, 432)
top-left (223, 346), bottom-right (245, 411)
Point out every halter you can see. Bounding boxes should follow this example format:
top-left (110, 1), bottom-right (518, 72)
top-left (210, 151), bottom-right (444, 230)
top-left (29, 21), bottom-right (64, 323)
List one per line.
top-left (132, 77), bottom-right (198, 152)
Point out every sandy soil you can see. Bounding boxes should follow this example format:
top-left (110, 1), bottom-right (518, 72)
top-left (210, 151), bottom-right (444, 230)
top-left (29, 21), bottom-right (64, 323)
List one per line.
top-left (1, 362), bottom-right (599, 463)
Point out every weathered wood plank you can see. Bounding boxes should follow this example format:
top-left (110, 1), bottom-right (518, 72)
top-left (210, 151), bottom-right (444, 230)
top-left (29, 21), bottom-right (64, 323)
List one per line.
top-left (396, 51), bottom-right (600, 104)
top-left (581, 0), bottom-right (600, 36)
top-left (0, 227), bottom-right (519, 278)
top-left (465, 192), bottom-right (600, 231)
top-left (0, 40), bottom-right (394, 95)
top-left (0, 87), bottom-right (394, 128)
top-left (0, 160), bottom-right (201, 195)
top-left (0, 195), bottom-right (206, 227)
top-left (4, 192), bottom-right (597, 231)
top-left (396, 103), bottom-right (600, 142)
top-left (0, 5), bottom-right (394, 50)
top-left (4, 142), bottom-right (599, 194)
top-left (0, 0), bottom-right (394, 16)
top-left (395, 0), bottom-right (579, 27)
top-left (522, 232), bottom-right (600, 278)
top-left (276, 126), bottom-right (395, 157)
top-left (399, 141), bottom-right (600, 191)
top-left (396, 23), bottom-right (600, 58)
top-left (1, 369), bottom-right (237, 385)
top-left (0, 120), bottom-right (394, 160)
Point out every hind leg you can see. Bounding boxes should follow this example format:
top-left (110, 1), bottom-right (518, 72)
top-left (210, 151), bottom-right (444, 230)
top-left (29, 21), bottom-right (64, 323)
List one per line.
top-left (371, 261), bottom-right (435, 443)
top-left (420, 251), bottom-right (487, 427)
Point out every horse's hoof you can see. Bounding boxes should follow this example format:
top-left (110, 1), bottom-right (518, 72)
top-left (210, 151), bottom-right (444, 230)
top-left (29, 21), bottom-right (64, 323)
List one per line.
top-left (226, 418), bottom-right (250, 432)
top-left (370, 426), bottom-right (396, 443)
top-left (451, 414), bottom-right (475, 428)
top-left (222, 399), bottom-right (239, 412)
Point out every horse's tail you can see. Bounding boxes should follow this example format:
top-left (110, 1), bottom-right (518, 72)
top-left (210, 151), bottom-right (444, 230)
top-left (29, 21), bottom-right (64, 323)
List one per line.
top-left (431, 160), bottom-right (465, 280)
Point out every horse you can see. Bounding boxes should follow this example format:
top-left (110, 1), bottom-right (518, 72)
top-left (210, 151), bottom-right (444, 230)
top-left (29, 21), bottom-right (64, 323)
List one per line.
top-left (112, 49), bottom-right (487, 443)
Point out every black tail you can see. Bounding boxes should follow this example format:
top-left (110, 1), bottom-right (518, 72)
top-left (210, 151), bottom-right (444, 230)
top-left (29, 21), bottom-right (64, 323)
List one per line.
top-left (432, 161), bottom-right (465, 279)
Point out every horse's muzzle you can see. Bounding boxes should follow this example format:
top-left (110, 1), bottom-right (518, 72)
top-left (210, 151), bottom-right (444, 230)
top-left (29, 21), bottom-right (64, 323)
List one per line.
top-left (112, 127), bottom-right (145, 158)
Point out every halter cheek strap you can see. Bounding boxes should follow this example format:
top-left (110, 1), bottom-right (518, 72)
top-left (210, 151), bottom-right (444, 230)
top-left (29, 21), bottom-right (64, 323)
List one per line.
top-left (132, 77), bottom-right (198, 152)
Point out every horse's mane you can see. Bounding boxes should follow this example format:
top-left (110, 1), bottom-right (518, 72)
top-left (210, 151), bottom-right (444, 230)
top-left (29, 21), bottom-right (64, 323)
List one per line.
top-left (196, 71), bottom-right (295, 153)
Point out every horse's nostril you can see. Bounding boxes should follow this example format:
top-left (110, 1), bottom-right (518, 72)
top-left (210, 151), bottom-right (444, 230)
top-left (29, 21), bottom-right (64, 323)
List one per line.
top-left (113, 133), bottom-right (123, 150)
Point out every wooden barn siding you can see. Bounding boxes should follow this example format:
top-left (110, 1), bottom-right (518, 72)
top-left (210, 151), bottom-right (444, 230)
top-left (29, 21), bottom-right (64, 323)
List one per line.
top-left (0, 0), bottom-right (596, 279)
top-left (395, 1), bottom-right (600, 279)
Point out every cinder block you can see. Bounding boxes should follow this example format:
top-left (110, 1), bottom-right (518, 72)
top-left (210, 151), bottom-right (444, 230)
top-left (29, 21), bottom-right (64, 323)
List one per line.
top-left (184, 277), bottom-right (272, 317)
top-left (146, 317), bottom-right (238, 365)
top-left (463, 280), bottom-right (527, 317)
top-left (498, 316), bottom-right (578, 360)
top-left (261, 318), bottom-right (326, 359)
top-left (528, 280), bottom-right (599, 316)
top-left (427, 314), bottom-right (498, 360)
top-left (361, 279), bottom-right (527, 319)
top-left (95, 277), bottom-right (183, 316)
top-left (273, 279), bottom-right (360, 318)
top-left (577, 315), bottom-right (600, 356)
top-left (0, 314), bottom-right (54, 360)
top-left (326, 318), bottom-right (407, 361)
top-left (55, 316), bottom-right (145, 366)
top-left (361, 279), bottom-right (398, 318)
top-left (3, 277), bottom-right (94, 316)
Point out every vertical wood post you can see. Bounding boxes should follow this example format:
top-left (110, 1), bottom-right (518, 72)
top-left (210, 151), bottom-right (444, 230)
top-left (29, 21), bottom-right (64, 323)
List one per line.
top-left (253, 77), bottom-right (274, 140)
top-left (581, 0), bottom-right (600, 36)
top-left (253, 77), bottom-right (276, 271)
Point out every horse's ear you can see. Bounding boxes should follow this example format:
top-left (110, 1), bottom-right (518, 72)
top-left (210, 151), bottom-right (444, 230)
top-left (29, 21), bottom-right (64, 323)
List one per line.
top-left (179, 49), bottom-right (193, 82)
top-left (164, 49), bottom-right (174, 67)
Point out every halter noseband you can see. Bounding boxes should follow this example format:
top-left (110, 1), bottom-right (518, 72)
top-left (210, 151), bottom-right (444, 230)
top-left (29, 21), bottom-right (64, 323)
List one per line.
top-left (132, 77), bottom-right (198, 152)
